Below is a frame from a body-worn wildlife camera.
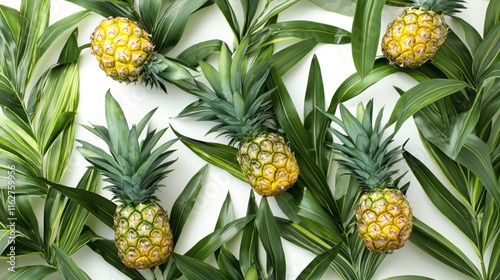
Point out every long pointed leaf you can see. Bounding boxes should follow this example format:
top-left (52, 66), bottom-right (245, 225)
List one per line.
top-left (351, 0), bottom-right (384, 78)
top-left (172, 253), bottom-right (227, 280)
top-left (255, 198), bottom-right (286, 280)
top-left (296, 244), bottom-right (341, 280)
top-left (0, 265), bottom-right (57, 280)
top-left (170, 164), bottom-right (208, 243)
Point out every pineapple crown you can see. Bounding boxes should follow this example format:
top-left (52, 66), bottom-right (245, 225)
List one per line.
top-left (77, 90), bottom-right (177, 206)
top-left (325, 100), bottom-right (405, 191)
top-left (411, 0), bottom-right (466, 15)
top-left (178, 37), bottom-right (276, 146)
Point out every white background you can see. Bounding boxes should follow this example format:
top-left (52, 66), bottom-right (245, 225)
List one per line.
top-left (0, 0), bottom-right (492, 279)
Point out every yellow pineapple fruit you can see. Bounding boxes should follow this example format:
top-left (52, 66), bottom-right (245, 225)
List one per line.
top-left (381, 0), bottom-right (465, 68)
top-left (90, 17), bottom-right (154, 83)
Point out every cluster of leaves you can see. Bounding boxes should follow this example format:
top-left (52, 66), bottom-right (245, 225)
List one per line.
top-left (0, 0), bottom-right (100, 277)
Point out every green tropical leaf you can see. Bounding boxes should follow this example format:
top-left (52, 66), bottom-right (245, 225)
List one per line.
top-left (328, 61), bottom-right (399, 113)
top-left (36, 10), bottom-right (90, 61)
top-left (172, 127), bottom-right (246, 182)
top-left (472, 22), bottom-right (500, 81)
top-left (255, 197), bottom-right (286, 280)
top-left (272, 39), bottom-right (318, 77)
top-left (251, 20), bottom-right (351, 49)
top-left (410, 218), bottom-right (482, 279)
top-left (239, 191), bottom-right (260, 277)
top-left (351, 0), bottom-right (384, 78)
top-left (308, 0), bottom-right (356, 16)
top-left (214, 0), bottom-right (240, 39)
top-left (64, 0), bottom-right (137, 21)
top-left (241, 0), bottom-right (259, 36)
top-left (0, 265), bottom-right (57, 280)
top-left (53, 244), bottom-right (91, 280)
top-left (172, 253), bottom-right (227, 280)
top-left (87, 238), bottom-right (146, 280)
top-left (296, 244), bottom-right (341, 280)
top-left (387, 79), bottom-right (470, 133)
top-left (383, 276), bottom-right (435, 280)
top-left (166, 215), bottom-right (254, 280)
top-left (488, 234), bottom-right (500, 280)
top-left (454, 18), bottom-right (482, 54)
top-left (484, 1), bottom-right (500, 36)
top-left (137, 0), bottom-right (161, 32)
top-left (153, 0), bottom-right (208, 54)
top-left (215, 192), bottom-right (234, 231)
top-left (46, 178), bottom-right (116, 229)
top-left (177, 39), bottom-right (224, 68)
top-left (217, 244), bottom-right (243, 280)
top-left (56, 168), bottom-right (100, 254)
top-left (403, 151), bottom-right (477, 242)
top-left (267, 66), bottom-right (339, 217)
top-left (170, 164), bottom-right (208, 243)
top-left (431, 31), bottom-right (473, 83)
top-left (0, 229), bottom-right (10, 256)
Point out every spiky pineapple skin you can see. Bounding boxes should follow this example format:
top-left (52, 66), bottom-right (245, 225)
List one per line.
top-left (381, 7), bottom-right (448, 68)
top-left (356, 188), bottom-right (413, 253)
top-left (90, 17), bottom-right (154, 83)
top-left (237, 132), bottom-right (299, 196)
top-left (114, 202), bottom-right (173, 269)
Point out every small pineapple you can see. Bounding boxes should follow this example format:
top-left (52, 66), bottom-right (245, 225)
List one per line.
top-left (90, 16), bottom-right (195, 91)
top-left (77, 91), bottom-right (176, 269)
top-left (179, 38), bottom-right (299, 196)
top-left (327, 100), bottom-right (412, 253)
top-left (381, 0), bottom-right (466, 68)
top-left (90, 17), bottom-right (154, 83)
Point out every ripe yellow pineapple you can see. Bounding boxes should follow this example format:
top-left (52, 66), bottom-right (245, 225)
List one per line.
top-left (381, 0), bottom-right (465, 68)
top-left (328, 100), bottom-right (413, 253)
top-left (89, 16), bottom-right (195, 91)
top-left (77, 91), bottom-right (176, 268)
top-left (90, 17), bottom-right (154, 83)
top-left (179, 38), bottom-right (299, 196)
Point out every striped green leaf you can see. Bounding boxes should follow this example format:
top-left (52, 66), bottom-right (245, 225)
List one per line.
top-left (410, 218), bottom-right (482, 279)
top-left (87, 238), bottom-right (146, 280)
top-left (484, 0), bottom-right (500, 37)
top-left (403, 151), bottom-right (477, 242)
top-left (177, 39), bottom-right (224, 68)
top-left (351, 0), bottom-right (385, 78)
top-left (488, 235), bottom-right (500, 280)
top-left (255, 198), bottom-right (286, 280)
top-left (47, 179), bottom-right (116, 229)
top-left (481, 195), bottom-right (500, 253)
top-left (272, 39), bottom-right (318, 77)
top-left (387, 79), bottom-right (470, 133)
top-left (36, 10), bottom-right (90, 62)
top-left (53, 245), bottom-right (91, 280)
top-left (472, 22), bottom-right (500, 81)
top-left (56, 168), bottom-right (100, 255)
top-left (0, 230), bottom-right (10, 256)
top-left (296, 244), bottom-right (341, 280)
top-left (214, 0), bottom-right (240, 39)
top-left (0, 265), bottom-right (57, 280)
top-left (137, 0), bottom-right (161, 32)
top-left (449, 90), bottom-right (482, 159)
top-left (154, 0), bottom-right (208, 54)
top-left (249, 0), bottom-right (300, 35)
top-left (170, 164), bottom-right (208, 243)
top-left (172, 253), bottom-right (227, 280)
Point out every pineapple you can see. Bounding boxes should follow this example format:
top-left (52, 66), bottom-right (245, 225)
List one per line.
top-left (90, 16), bottom-right (195, 91)
top-left (77, 91), bottom-right (176, 269)
top-left (179, 38), bottom-right (299, 196)
top-left (381, 0), bottom-right (466, 68)
top-left (328, 100), bottom-right (412, 253)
